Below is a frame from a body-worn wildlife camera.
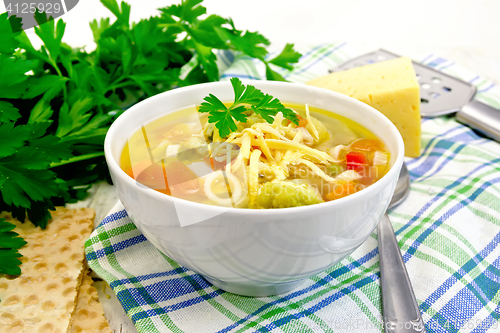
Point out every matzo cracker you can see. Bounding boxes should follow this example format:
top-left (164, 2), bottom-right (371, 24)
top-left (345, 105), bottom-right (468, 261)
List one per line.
top-left (69, 269), bottom-right (111, 333)
top-left (0, 208), bottom-right (95, 333)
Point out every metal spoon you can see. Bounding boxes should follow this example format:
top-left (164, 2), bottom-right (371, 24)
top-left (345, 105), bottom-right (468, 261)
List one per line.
top-left (379, 163), bottom-right (427, 332)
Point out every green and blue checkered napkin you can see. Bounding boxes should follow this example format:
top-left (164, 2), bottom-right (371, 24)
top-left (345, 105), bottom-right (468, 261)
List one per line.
top-left (85, 44), bottom-right (500, 333)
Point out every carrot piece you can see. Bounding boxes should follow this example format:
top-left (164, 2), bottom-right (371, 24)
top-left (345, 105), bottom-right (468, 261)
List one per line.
top-left (170, 179), bottom-right (201, 196)
top-left (155, 188), bottom-right (172, 195)
top-left (165, 161), bottom-right (205, 199)
top-left (164, 161), bottom-right (198, 186)
top-left (324, 182), bottom-right (357, 201)
top-left (203, 156), bottom-right (226, 171)
top-left (350, 139), bottom-right (384, 152)
top-left (287, 115), bottom-right (308, 127)
top-left (135, 162), bottom-right (169, 190)
top-left (125, 159), bottom-right (154, 179)
top-left (358, 166), bottom-right (378, 185)
top-left (297, 115), bottom-right (308, 127)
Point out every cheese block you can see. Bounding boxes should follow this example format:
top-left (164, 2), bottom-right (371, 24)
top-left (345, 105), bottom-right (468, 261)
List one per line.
top-left (307, 57), bottom-right (421, 157)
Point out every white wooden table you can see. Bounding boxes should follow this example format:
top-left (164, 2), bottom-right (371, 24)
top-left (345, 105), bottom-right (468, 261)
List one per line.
top-left (15, 0), bottom-right (500, 331)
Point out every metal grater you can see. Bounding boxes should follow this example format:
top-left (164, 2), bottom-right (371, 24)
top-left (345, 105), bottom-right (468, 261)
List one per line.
top-left (332, 49), bottom-right (500, 142)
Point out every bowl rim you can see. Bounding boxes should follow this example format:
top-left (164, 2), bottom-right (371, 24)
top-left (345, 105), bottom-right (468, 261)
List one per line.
top-left (104, 80), bottom-right (405, 216)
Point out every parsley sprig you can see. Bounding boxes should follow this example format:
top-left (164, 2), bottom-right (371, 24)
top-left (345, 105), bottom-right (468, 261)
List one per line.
top-left (198, 77), bottom-right (299, 137)
top-left (158, 0), bottom-right (302, 82)
top-left (0, 218), bottom-right (27, 275)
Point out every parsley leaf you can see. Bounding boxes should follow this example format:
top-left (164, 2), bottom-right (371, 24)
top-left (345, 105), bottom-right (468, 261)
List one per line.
top-left (198, 77), bottom-right (299, 137)
top-left (100, 0), bottom-right (131, 24)
top-left (0, 12), bottom-right (21, 53)
top-left (269, 43), bottom-right (302, 70)
top-left (0, 122), bottom-right (70, 212)
top-left (0, 101), bottom-right (21, 123)
top-left (264, 44), bottom-right (302, 81)
top-left (0, 218), bottom-right (26, 275)
top-left (34, 11), bottom-right (66, 63)
top-left (0, 122), bottom-right (30, 158)
top-left (161, 0), bottom-right (206, 23)
top-left (0, 54), bottom-right (30, 98)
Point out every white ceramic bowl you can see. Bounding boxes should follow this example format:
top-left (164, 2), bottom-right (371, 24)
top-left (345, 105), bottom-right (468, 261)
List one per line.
top-left (104, 80), bottom-right (404, 297)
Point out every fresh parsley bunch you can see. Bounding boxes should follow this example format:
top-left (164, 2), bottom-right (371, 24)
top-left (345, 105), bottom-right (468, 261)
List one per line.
top-left (0, 0), bottom-right (301, 274)
top-left (0, 12), bottom-right (111, 229)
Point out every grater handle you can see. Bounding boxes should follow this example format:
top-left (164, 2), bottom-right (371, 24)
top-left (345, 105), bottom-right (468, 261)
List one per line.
top-left (456, 100), bottom-right (500, 142)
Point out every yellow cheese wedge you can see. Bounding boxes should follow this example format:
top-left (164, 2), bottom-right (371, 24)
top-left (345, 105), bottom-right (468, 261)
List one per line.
top-left (307, 57), bottom-right (421, 157)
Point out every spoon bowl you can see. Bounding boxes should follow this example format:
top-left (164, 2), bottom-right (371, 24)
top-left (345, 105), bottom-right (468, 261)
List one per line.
top-left (389, 162), bottom-right (410, 209)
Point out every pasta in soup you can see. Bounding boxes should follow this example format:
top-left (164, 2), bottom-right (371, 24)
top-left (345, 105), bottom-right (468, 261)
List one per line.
top-left (120, 103), bottom-right (390, 209)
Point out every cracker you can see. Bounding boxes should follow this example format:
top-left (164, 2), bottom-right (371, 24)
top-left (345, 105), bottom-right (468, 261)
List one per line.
top-left (69, 269), bottom-right (111, 333)
top-left (0, 207), bottom-right (95, 333)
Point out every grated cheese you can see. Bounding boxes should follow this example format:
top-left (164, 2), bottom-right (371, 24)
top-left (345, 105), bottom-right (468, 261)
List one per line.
top-left (305, 104), bottom-right (320, 141)
top-left (241, 133), bottom-right (251, 160)
top-left (295, 158), bottom-right (336, 182)
top-left (248, 150), bottom-right (262, 207)
top-left (264, 139), bottom-right (333, 163)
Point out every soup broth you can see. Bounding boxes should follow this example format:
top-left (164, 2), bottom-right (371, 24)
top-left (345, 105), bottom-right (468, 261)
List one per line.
top-left (120, 103), bottom-right (390, 208)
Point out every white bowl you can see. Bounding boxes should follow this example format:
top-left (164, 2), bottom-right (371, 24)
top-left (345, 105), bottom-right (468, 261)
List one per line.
top-left (104, 80), bottom-right (404, 297)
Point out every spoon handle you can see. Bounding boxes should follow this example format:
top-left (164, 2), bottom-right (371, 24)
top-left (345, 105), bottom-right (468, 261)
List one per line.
top-left (378, 213), bottom-right (427, 333)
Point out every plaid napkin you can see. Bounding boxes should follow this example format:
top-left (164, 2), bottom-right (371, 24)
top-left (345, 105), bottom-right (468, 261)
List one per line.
top-left (85, 43), bottom-right (500, 333)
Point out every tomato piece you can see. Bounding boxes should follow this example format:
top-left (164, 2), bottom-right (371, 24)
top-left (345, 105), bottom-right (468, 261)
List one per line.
top-left (350, 139), bottom-right (384, 152)
top-left (346, 152), bottom-right (367, 164)
top-left (346, 151), bottom-right (369, 172)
